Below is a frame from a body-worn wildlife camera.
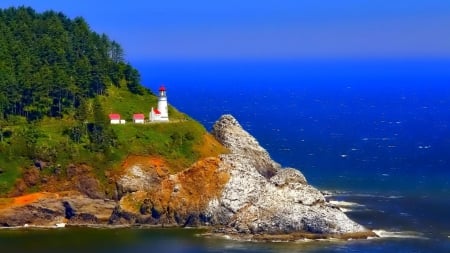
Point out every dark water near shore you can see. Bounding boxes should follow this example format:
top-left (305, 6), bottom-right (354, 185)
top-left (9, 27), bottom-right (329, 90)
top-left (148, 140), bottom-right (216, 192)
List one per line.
top-left (0, 226), bottom-right (448, 253)
top-left (2, 59), bottom-right (450, 252)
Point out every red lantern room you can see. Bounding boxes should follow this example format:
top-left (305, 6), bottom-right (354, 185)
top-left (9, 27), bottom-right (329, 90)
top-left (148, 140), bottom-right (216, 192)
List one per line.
top-left (159, 85), bottom-right (166, 96)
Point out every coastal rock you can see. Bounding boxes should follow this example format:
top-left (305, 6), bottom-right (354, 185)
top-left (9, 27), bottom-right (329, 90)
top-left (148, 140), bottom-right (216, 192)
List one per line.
top-left (3, 114), bottom-right (372, 240)
top-left (111, 157), bottom-right (229, 226)
top-left (270, 167), bottom-right (308, 186)
top-left (110, 114), bottom-right (372, 239)
top-left (116, 156), bottom-right (170, 195)
top-left (207, 114), bottom-right (370, 237)
top-left (66, 164), bottom-right (105, 199)
top-left (0, 192), bottom-right (116, 227)
top-left (117, 165), bottom-right (162, 193)
top-left (8, 164), bottom-right (106, 199)
top-left (211, 114), bottom-right (280, 178)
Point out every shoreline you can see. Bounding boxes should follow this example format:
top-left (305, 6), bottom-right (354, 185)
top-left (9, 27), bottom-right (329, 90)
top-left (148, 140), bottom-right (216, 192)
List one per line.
top-left (0, 224), bottom-right (377, 242)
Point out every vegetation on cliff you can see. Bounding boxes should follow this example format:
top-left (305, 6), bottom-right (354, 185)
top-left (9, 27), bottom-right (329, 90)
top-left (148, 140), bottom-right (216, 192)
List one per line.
top-left (0, 6), bottom-right (144, 121)
top-left (0, 7), bottom-right (226, 197)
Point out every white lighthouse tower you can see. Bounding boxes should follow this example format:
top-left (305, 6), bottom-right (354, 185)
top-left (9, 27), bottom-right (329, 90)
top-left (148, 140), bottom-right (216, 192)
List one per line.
top-left (150, 85), bottom-right (169, 122)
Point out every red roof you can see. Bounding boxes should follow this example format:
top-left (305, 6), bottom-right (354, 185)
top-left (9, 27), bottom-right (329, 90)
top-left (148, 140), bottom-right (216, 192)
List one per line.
top-left (153, 108), bottom-right (161, 114)
top-left (133, 114), bottom-right (145, 120)
top-left (159, 85), bottom-right (166, 92)
top-left (109, 114), bottom-right (121, 120)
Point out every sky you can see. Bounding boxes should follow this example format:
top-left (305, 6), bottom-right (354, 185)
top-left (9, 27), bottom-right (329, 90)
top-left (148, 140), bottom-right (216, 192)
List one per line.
top-left (1, 0), bottom-right (450, 61)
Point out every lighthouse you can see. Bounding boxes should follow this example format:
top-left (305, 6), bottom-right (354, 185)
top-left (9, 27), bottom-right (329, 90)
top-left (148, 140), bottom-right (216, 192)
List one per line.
top-left (150, 85), bottom-right (169, 122)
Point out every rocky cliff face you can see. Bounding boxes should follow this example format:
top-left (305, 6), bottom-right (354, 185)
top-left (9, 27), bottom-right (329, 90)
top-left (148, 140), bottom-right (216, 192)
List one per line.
top-left (110, 156), bottom-right (229, 226)
top-left (211, 115), bottom-right (281, 179)
top-left (0, 114), bottom-right (373, 240)
top-left (112, 114), bottom-right (372, 239)
top-left (0, 192), bottom-right (115, 227)
top-left (206, 115), bottom-right (370, 237)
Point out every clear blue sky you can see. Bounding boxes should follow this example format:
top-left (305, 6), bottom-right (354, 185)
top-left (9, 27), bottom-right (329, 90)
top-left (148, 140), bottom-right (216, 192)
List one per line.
top-left (1, 0), bottom-right (450, 61)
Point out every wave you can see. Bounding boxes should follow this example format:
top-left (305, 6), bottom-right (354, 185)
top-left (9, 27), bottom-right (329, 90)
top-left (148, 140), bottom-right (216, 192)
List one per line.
top-left (328, 200), bottom-right (366, 212)
top-left (329, 200), bottom-right (365, 208)
top-left (372, 230), bottom-right (428, 240)
top-left (323, 190), bottom-right (404, 199)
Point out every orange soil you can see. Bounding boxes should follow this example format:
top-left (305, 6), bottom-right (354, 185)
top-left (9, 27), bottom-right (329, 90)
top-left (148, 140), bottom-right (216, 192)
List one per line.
top-left (122, 155), bottom-right (164, 168)
top-left (4, 134), bottom-right (228, 214)
top-left (120, 155), bottom-right (169, 177)
top-left (172, 157), bottom-right (230, 210)
top-left (0, 192), bottom-right (59, 209)
top-left (13, 192), bottom-right (60, 206)
top-left (13, 193), bottom-right (45, 205)
top-left (194, 133), bottom-right (229, 159)
top-left (120, 157), bottom-right (230, 217)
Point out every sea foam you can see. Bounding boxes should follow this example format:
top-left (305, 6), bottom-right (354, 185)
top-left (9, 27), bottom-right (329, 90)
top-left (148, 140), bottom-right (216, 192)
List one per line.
top-left (329, 200), bottom-right (366, 212)
top-left (373, 230), bottom-right (428, 240)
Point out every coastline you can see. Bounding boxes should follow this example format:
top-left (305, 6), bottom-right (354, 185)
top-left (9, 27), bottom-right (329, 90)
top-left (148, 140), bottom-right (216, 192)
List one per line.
top-left (0, 115), bottom-right (374, 242)
top-left (0, 223), bottom-right (376, 242)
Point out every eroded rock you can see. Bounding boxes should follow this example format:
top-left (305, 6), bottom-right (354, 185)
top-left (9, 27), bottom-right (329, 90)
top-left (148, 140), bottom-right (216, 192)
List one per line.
top-left (116, 156), bottom-right (170, 195)
top-left (2, 114), bottom-right (374, 240)
top-left (112, 156), bottom-right (230, 227)
top-left (207, 114), bottom-right (371, 237)
top-left (0, 192), bottom-right (115, 227)
top-left (211, 114), bottom-right (280, 178)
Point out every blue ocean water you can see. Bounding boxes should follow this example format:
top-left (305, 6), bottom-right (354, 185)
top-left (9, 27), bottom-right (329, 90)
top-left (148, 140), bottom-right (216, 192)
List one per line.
top-left (2, 59), bottom-right (450, 252)
top-left (138, 59), bottom-right (450, 193)
top-left (136, 59), bottom-right (450, 252)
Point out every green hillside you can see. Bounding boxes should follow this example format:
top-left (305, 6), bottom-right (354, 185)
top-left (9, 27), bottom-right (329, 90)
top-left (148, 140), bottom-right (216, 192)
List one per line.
top-left (0, 7), bottom-right (224, 196)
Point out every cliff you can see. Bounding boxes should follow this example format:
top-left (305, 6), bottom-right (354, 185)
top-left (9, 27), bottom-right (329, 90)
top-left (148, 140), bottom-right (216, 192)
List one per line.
top-left (0, 7), bottom-right (203, 196)
top-left (0, 114), bottom-right (374, 240)
top-left (206, 115), bottom-right (372, 239)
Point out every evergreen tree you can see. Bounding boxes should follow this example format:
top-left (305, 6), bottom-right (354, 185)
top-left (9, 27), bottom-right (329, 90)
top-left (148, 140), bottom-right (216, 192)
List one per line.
top-left (0, 6), bottom-right (145, 121)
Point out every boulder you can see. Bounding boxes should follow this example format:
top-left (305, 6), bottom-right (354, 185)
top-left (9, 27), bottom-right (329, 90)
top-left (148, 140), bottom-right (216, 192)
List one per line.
top-left (34, 160), bottom-right (47, 170)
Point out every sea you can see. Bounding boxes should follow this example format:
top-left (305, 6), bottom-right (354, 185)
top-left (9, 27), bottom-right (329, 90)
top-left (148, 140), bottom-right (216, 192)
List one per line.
top-left (1, 59), bottom-right (450, 252)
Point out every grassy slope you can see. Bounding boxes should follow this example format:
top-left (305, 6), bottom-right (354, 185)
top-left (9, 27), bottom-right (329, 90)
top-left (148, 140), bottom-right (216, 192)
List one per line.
top-left (0, 84), bottom-right (226, 196)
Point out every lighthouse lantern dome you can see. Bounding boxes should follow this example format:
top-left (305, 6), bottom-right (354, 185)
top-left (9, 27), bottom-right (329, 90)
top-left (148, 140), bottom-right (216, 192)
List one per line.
top-left (159, 85), bottom-right (166, 96)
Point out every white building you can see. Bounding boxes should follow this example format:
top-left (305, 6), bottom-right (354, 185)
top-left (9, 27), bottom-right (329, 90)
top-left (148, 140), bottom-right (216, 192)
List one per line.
top-left (133, 114), bottom-right (145, 124)
top-left (109, 114), bottom-right (121, 124)
top-left (150, 86), bottom-right (169, 122)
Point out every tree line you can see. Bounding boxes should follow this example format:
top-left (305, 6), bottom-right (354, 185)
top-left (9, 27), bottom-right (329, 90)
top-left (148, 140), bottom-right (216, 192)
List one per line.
top-left (0, 6), bottom-right (145, 121)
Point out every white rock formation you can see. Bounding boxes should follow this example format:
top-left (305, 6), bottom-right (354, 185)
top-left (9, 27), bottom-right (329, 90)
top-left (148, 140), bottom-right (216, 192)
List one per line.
top-left (207, 114), bottom-right (368, 235)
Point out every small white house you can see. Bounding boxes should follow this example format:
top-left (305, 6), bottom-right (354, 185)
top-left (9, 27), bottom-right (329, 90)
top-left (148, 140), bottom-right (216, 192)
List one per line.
top-left (133, 114), bottom-right (145, 124)
top-left (109, 114), bottom-right (121, 124)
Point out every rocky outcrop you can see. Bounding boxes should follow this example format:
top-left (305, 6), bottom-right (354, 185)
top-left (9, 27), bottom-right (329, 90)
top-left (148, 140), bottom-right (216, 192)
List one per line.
top-left (211, 115), bottom-right (280, 178)
top-left (0, 192), bottom-right (115, 227)
top-left (116, 156), bottom-right (170, 196)
top-left (206, 115), bottom-right (372, 237)
top-left (111, 114), bottom-right (373, 239)
top-left (111, 156), bottom-right (229, 226)
top-left (64, 164), bottom-right (106, 199)
top-left (10, 164), bottom-right (106, 199)
top-left (0, 114), bottom-right (373, 240)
